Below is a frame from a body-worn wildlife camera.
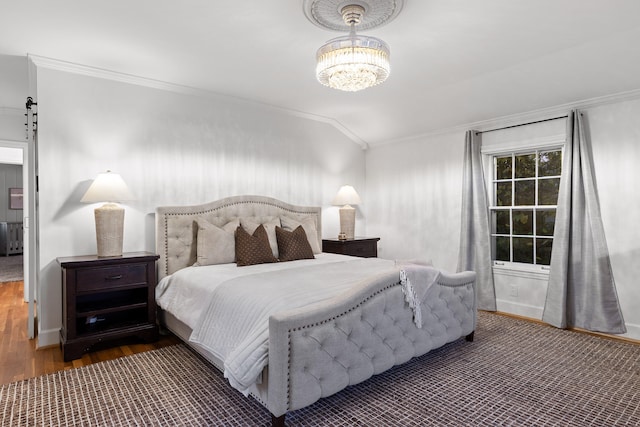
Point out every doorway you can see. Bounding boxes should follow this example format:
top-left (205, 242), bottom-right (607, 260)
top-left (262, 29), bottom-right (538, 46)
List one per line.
top-left (0, 140), bottom-right (35, 338)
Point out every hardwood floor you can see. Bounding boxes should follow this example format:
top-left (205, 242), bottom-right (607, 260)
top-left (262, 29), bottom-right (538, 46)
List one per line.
top-left (0, 280), bottom-right (180, 386)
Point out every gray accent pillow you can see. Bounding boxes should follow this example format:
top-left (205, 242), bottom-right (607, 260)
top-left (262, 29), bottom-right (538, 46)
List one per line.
top-left (194, 218), bottom-right (239, 266)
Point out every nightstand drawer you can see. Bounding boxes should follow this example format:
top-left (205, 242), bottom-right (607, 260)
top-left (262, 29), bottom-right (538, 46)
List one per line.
top-left (76, 264), bottom-right (147, 292)
top-left (322, 237), bottom-right (380, 258)
top-left (346, 241), bottom-right (377, 257)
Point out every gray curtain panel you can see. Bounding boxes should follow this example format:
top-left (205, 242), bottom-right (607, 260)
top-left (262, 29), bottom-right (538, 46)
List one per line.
top-left (542, 110), bottom-right (626, 333)
top-left (457, 130), bottom-right (496, 311)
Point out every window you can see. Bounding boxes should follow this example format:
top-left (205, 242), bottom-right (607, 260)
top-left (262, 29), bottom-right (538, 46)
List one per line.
top-left (490, 149), bottom-right (562, 266)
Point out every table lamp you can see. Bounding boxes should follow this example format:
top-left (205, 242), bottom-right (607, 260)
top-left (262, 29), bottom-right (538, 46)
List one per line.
top-left (332, 185), bottom-right (361, 240)
top-left (81, 170), bottom-right (134, 257)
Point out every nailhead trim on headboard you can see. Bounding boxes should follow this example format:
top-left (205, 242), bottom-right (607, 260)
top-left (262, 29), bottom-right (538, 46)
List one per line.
top-left (156, 196), bottom-right (322, 280)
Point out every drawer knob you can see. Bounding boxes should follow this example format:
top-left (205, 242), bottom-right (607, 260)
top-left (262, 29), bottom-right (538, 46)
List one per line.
top-left (105, 274), bottom-right (123, 281)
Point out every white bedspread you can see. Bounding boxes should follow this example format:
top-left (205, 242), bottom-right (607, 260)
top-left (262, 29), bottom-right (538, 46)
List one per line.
top-left (157, 253), bottom-right (367, 329)
top-left (157, 254), bottom-right (397, 394)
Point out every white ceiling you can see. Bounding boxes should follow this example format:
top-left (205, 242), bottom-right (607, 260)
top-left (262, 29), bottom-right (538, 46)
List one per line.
top-left (2, 0), bottom-right (640, 147)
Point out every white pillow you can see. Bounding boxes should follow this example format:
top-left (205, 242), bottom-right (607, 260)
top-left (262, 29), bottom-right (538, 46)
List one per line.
top-left (240, 217), bottom-right (280, 258)
top-left (280, 215), bottom-right (321, 254)
top-left (194, 218), bottom-right (239, 266)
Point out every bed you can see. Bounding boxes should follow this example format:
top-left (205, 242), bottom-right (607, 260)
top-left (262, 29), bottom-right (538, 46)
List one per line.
top-left (155, 195), bottom-right (477, 426)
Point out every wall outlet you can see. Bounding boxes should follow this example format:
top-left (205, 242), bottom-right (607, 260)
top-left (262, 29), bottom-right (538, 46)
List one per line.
top-left (510, 284), bottom-right (518, 297)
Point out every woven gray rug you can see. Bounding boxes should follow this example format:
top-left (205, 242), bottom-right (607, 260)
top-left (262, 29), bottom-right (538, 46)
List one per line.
top-left (0, 255), bottom-right (23, 283)
top-left (1, 312), bottom-right (638, 426)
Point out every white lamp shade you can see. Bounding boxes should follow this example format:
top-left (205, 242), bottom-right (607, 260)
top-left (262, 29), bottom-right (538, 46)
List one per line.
top-left (332, 185), bottom-right (361, 206)
top-left (81, 171), bottom-right (134, 203)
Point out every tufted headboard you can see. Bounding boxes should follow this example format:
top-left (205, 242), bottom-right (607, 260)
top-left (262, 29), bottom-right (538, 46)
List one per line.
top-left (155, 195), bottom-right (322, 280)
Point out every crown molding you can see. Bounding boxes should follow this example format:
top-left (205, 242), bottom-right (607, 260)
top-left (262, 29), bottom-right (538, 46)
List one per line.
top-left (28, 54), bottom-right (640, 152)
top-left (28, 54), bottom-right (200, 96)
top-left (472, 88), bottom-right (640, 132)
top-left (27, 54), bottom-right (368, 150)
top-left (374, 88), bottom-right (640, 148)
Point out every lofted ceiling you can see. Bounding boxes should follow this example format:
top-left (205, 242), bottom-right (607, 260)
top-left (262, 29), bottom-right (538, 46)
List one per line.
top-left (2, 0), bottom-right (640, 147)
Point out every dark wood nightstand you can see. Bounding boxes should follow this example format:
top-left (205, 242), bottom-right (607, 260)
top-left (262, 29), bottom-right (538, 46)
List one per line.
top-left (322, 237), bottom-right (380, 258)
top-left (58, 252), bottom-right (160, 361)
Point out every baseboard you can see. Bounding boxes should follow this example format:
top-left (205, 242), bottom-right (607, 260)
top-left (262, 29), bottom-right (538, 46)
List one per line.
top-left (583, 322), bottom-right (640, 345)
top-left (621, 322), bottom-right (640, 341)
top-left (490, 310), bottom-right (548, 326)
top-left (37, 327), bottom-right (60, 349)
top-left (495, 299), bottom-right (543, 320)
top-left (489, 311), bottom-right (640, 346)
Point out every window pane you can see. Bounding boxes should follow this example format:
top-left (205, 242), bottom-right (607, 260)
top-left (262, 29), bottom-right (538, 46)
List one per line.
top-left (515, 154), bottom-right (536, 178)
top-left (492, 149), bottom-right (560, 266)
top-left (496, 182), bottom-right (512, 206)
top-left (496, 156), bottom-right (512, 180)
top-left (495, 236), bottom-right (510, 261)
top-left (536, 238), bottom-right (553, 265)
top-left (513, 210), bottom-right (533, 235)
top-left (539, 151), bottom-right (562, 177)
top-left (494, 210), bottom-right (510, 234)
top-left (515, 180), bottom-right (535, 205)
top-left (513, 237), bottom-right (533, 263)
top-left (538, 178), bottom-right (560, 205)
top-left (537, 210), bottom-right (556, 236)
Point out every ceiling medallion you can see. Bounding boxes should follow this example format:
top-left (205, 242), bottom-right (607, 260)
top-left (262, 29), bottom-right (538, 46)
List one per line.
top-left (304, 0), bottom-right (405, 92)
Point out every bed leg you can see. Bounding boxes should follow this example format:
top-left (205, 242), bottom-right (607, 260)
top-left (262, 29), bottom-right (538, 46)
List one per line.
top-left (271, 413), bottom-right (286, 427)
top-left (465, 331), bottom-right (475, 342)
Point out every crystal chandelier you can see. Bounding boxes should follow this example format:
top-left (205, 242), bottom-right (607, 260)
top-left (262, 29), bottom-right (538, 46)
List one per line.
top-left (315, 4), bottom-right (390, 92)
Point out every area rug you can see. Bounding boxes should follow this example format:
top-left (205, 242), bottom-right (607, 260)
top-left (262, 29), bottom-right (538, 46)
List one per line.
top-left (0, 255), bottom-right (22, 283)
top-left (1, 312), bottom-right (638, 426)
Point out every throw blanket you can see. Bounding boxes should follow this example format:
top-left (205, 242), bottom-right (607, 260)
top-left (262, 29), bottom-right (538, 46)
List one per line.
top-left (397, 261), bottom-right (441, 328)
top-left (189, 257), bottom-right (397, 395)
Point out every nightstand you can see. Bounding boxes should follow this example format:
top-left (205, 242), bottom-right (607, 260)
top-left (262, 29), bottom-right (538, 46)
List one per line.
top-left (58, 252), bottom-right (160, 361)
top-left (322, 237), bottom-right (380, 258)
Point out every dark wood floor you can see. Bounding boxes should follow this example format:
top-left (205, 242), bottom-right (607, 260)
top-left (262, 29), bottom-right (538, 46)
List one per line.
top-left (0, 280), bottom-right (180, 385)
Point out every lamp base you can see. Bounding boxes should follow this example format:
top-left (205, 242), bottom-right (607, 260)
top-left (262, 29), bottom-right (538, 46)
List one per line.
top-left (338, 205), bottom-right (356, 240)
top-left (94, 203), bottom-right (124, 257)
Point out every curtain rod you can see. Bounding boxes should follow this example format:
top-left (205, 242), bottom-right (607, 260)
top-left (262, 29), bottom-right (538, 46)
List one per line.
top-left (476, 115), bottom-right (568, 134)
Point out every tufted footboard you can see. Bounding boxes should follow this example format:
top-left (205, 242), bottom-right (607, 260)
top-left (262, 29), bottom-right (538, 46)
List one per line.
top-left (156, 196), bottom-right (477, 426)
top-left (266, 269), bottom-right (476, 424)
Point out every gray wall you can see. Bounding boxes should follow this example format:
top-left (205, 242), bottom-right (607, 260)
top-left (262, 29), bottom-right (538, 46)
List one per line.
top-left (366, 98), bottom-right (640, 340)
top-left (0, 55), bottom-right (28, 141)
top-left (0, 55), bottom-right (26, 256)
top-left (34, 65), bottom-right (366, 346)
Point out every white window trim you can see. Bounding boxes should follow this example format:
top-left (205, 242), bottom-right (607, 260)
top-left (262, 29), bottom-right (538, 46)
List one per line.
top-left (492, 261), bottom-right (550, 280)
top-left (481, 134), bottom-right (566, 155)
